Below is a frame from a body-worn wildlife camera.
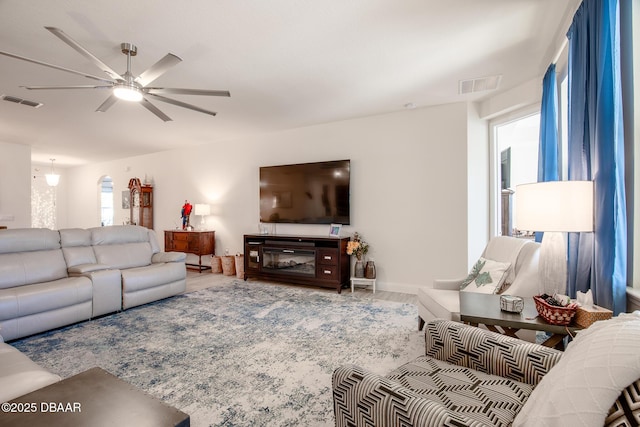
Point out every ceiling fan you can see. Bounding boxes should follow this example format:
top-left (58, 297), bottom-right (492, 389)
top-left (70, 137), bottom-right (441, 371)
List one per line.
top-left (0, 26), bottom-right (230, 121)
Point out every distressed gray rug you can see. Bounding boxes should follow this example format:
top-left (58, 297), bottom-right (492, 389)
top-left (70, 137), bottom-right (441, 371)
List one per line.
top-left (13, 280), bottom-right (423, 427)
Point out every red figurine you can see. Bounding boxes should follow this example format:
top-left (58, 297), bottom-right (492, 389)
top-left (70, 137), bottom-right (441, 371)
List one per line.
top-left (181, 200), bottom-right (192, 230)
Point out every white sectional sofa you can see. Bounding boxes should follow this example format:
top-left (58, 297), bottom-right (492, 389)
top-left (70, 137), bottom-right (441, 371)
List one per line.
top-left (89, 226), bottom-right (187, 309)
top-left (0, 337), bottom-right (61, 402)
top-left (0, 225), bottom-right (186, 342)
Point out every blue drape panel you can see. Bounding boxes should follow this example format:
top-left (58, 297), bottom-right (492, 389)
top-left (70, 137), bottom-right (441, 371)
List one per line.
top-left (538, 64), bottom-right (560, 183)
top-left (535, 64), bottom-right (560, 243)
top-left (566, 0), bottom-right (626, 314)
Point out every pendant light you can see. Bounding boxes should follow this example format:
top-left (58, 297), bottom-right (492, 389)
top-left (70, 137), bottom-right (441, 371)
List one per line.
top-left (45, 158), bottom-right (60, 187)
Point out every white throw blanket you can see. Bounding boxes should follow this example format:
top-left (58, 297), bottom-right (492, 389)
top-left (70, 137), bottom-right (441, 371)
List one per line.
top-left (513, 311), bottom-right (640, 426)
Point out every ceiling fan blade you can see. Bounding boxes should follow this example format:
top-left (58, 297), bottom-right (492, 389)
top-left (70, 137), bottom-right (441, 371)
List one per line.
top-left (0, 50), bottom-right (114, 83)
top-left (22, 85), bottom-right (113, 90)
top-left (135, 53), bottom-right (182, 87)
top-left (146, 93), bottom-right (217, 116)
top-left (45, 26), bottom-right (122, 81)
top-left (145, 88), bottom-right (230, 97)
top-left (96, 94), bottom-right (118, 112)
top-left (141, 98), bottom-right (172, 122)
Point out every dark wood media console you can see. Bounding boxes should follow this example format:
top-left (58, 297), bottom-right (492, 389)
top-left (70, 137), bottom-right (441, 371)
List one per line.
top-left (243, 234), bottom-right (350, 293)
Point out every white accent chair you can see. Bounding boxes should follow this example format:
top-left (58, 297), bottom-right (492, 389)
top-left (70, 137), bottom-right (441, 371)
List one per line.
top-left (417, 236), bottom-right (541, 331)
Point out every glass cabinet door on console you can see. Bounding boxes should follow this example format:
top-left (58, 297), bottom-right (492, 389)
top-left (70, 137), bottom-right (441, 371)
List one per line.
top-left (262, 247), bottom-right (316, 277)
top-left (245, 240), bottom-right (263, 274)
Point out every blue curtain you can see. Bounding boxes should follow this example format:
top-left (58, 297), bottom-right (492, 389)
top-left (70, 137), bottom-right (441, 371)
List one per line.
top-left (535, 64), bottom-right (560, 243)
top-left (566, 0), bottom-right (626, 314)
top-left (538, 64), bottom-right (560, 183)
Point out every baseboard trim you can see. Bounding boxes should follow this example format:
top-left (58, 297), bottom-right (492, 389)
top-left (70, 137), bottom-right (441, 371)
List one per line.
top-left (374, 281), bottom-right (422, 295)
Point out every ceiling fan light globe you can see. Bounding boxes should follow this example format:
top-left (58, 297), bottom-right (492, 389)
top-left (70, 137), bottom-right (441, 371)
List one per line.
top-left (113, 86), bottom-right (143, 102)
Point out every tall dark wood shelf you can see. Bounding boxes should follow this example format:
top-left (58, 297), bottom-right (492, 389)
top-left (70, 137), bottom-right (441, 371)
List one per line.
top-left (128, 178), bottom-right (153, 229)
top-left (244, 234), bottom-right (350, 293)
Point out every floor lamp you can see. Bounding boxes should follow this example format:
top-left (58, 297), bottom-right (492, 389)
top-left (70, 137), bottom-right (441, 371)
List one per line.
top-left (515, 181), bottom-right (593, 296)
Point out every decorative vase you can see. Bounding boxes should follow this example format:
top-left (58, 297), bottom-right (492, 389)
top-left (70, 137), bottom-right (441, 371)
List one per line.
top-left (365, 260), bottom-right (376, 279)
top-left (354, 259), bottom-right (365, 278)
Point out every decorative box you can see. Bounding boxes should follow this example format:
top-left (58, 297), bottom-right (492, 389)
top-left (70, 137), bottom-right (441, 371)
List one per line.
top-left (500, 295), bottom-right (524, 313)
top-left (574, 305), bottom-right (613, 328)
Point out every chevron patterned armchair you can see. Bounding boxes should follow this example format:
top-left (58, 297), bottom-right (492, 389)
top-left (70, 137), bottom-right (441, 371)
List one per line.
top-left (332, 318), bottom-right (640, 427)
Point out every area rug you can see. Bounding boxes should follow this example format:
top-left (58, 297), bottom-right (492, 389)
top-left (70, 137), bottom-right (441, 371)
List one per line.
top-left (12, 280), bottom-right (423, 427)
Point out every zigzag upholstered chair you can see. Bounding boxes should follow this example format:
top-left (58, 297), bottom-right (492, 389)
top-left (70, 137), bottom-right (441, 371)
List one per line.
top-left (333, 319), bottom-right (640, 427)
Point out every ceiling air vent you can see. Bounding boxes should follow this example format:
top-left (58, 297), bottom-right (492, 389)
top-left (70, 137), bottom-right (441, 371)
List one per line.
top-left (1, 94), bottom-right (44, 108)
top-left (458, 75), bottom-right (502, 95)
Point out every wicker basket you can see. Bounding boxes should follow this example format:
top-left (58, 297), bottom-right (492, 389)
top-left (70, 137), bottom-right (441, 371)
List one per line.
top-left (533, 296), bottom-right (577, 326)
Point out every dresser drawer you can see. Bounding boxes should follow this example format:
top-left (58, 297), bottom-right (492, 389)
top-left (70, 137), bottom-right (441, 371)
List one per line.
top-left (316, 264), bottom-right (338, 281)
top-left (173, 233), bottom-right (189, 241)
top-left (172, 240), bottom-right (189, 251)
top-left (317, 249), bottom-right (339, 266)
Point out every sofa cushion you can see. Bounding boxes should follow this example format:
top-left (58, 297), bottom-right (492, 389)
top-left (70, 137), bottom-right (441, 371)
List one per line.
top-left (605, 379), bottom-right (640, 426)
top-left (482, 237), bottom-right (530, 285)
top-left (497, 242), bottom-right (541, 297)
top-left (60, 228), bottom-right (97, 268)
top-left (0, 277), bottom-right (92, 321)
top-left (90, 225), bottom-right (150, 245)
top-left (93, 242), bottom-right (153, 269)
top-left (0, 250), bottom-right (68, 290)
top-left (0, 342), bottom-right (61, 402)
top-left (121, 262), bottom-right (186, 293)
top-left (386, 355), bottom-right (533, 427)
top-left (59, 228), bottom-right (92, 247)
top-left (0, 228), bottom-right (60, 254)
top-left (460, 257), bottom-right (511, 294)
top-left (417, 288), bottom-right (460, 321)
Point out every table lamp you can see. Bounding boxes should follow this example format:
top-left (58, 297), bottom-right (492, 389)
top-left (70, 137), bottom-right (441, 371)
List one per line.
top-left (194, 204), bottom-right (210, 230)
top-left (515, 181), bottom-right (593, 295)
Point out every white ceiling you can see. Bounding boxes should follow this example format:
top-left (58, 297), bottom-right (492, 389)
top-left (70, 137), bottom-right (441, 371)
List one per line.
top-left (0, 0), bottom-right (576, 167)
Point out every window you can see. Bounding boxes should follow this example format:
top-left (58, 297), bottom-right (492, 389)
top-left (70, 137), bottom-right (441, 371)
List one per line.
top-left (100, 176), bottom-right (114, 226)
top-left (492, 112), bottom-right (540, 237)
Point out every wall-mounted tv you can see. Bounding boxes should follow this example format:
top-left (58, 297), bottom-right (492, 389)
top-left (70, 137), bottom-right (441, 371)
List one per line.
top-left (260, 160), bottom-right (350, 224)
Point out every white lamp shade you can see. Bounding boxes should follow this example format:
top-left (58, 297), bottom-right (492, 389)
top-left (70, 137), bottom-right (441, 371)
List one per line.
top-left (515, 181), bottom-right (593, 232)
top-left (45, 173), bottom-right (60, 187)
top-left (194, 204), bottom-right (210, 216)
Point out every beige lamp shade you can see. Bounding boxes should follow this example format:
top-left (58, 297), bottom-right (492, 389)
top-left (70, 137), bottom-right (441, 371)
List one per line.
top-left (515, 180), bottom-right (593, 295)
top-left (515, 181), bottom-right (593, 232)
top-left (194, 204), bottom-right (211, 216)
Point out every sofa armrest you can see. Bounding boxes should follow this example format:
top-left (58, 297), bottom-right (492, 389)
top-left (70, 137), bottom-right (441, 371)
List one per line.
top-left (152, 252), bottom-right (187, 263)
top-left (332, 365), bottom-right (480, 427)
top-left (425, 319), bottom-right (562, 387)
top-left (68, 263), bottom-right (112, 275)
top-left (433, 278), bottom-right (464, 290)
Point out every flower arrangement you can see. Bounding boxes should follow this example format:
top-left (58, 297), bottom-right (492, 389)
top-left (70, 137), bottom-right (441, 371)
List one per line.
top-left (347, 232), bottom-right (369, 260)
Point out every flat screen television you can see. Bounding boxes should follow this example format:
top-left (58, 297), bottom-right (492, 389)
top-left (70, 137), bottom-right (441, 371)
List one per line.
top-left (260, 160), bottom-right (350, 224)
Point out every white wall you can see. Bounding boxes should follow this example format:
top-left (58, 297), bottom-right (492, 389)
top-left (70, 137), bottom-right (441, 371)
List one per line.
top-left (0, 141), bottom-right (31, 228)
top-left (466, 103), bottom-right (490, 266)
top-left (62, 102), bottom-right (479, 293)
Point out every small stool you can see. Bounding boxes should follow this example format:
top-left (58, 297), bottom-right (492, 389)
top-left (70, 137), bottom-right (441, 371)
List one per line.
top-left (350, 277), bottom-right (376, 293)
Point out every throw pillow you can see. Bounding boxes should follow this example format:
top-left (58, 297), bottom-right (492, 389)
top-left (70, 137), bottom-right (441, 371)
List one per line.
top-left (460, 257), bottom-right (511, 294)
top-left (512, 312), bottom-right (640, 427)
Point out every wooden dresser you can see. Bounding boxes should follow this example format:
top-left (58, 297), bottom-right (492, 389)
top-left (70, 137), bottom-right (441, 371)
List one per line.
top-left (164, 230), bottom-right (215, 272)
